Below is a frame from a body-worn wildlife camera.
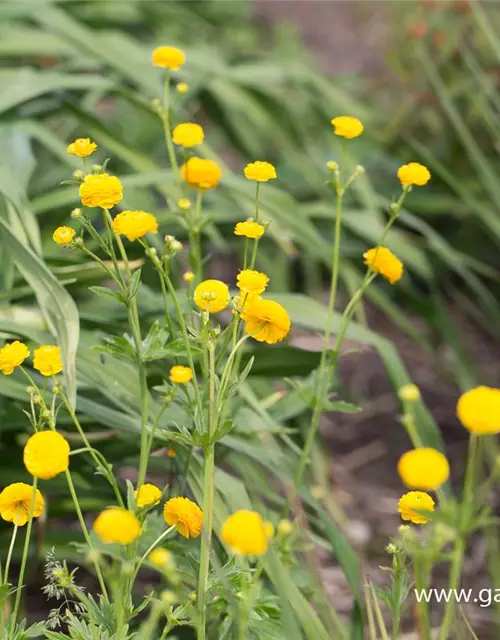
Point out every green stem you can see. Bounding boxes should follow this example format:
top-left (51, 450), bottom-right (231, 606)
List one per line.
top-left (3, 525), bottom-right (18, 588)
top-left (249, 182), bottom-right (261, 268)
top-left (132, 525), bottom-right (176, 583)
top-left (189, 190), bottom-right (203, 282)
top-left (391, 555), bottom-right (404, 640)
top-left (163, 71), bottom-right (180, 181)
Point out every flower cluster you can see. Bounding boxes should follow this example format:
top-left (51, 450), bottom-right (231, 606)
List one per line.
top-left (0, 340), bottom-right (30, 375)
top-left (33, 345), bottom-right (63, 376)
top-left (24, 431), bottom-right (70, 480)
top-left (79, 173), bottom-right (123, 209)
top-left (173, 123), bottom-right (204, 147)
top-left (181, 157), bottom-right (222, 190)
top-left (152, 45), bottom-right (185, 70)
top-left (221, 510), bottom-right (274, 555)
top-left (112, 210), bottom-right (158, 241)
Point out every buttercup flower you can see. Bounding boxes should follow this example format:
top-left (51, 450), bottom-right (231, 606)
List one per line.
top-left (399, 384), bottom-right (420, 402)
top-left (0, 483), bottom-right (44, 526)
top-left (66, 138), bottom-right (97, 158)
top-left (398, 448), bottom-right (450, 491)
top-left (150, 548), bottom-right (173, 568)
top-left (397, 162), bottom-right (431, 187)
top-left (183, 271), bottom-right (195, 283)
top-left (331, 116), bottom-right (364, 139)
top-left (242, 297), bottom-right (291, 344)
top-left (93, 507), bottom-right (141, 544)
top-left (169, 365), bottom-right (193, 384)
top-left (457, 386), bottom-right (500, 435)
top-left (33, 345), bottom-right (63, 376)
top-left (221, 510), bottom-right (273, 555)
top-left (181, 158), bottom-right (222, 190)
top-left (398, 491), bottom-right (435, 524)
top-left (79, 173), bottom-right (123, 209)
top-left (237, 270), bottom-right (269, 295)
top-left (234, 220), bottom-right (265, 239)
top-left (173, 123), bottom-right (204, 148)
top-left (177, 82), bottom-right (189, 94)
top-left (363, 247), bottom-right (403, 284)
top-left (194, 279), bottom-right (230, 313)
top-left (53, 227), bottom-right (75, 246)
top-left (152, 46), bottom-right (185, 70)
top-left (167, 448), bottom-right (176, 458)
top-left (111, 210), bottom-right (158, 241)
top-left (163, 497), bottom-right (203, 539)
top-left (135, 483), bottom-right (162, 508)
top-left (244, 161), bottom-right (277, 182)
top-left (24, 431), bottom-right (70, 480)
top-left (0, 341), bottom-right (30, 375)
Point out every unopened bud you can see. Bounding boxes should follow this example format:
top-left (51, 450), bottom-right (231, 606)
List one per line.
top-left (385, 543), bottom-right (397, 554)
top-left (91, 164), bottom-right (103, 174)
top-left (73, 237), bottom-right (84, 248)
top-left (183, 271), bottom-right (195, 283)
top-left (87, 549), bottom-right (101, 563)
top-left (178, 198), bottom-right (191, 211)
top-left (71, 208), bottom-right (82, 219)
top-left (398, 525), bottom-right (415, 541)
top-left (26, 386), bottom-right (35, 394)
top-left (170, 240), bottom-right (182, 253)
top-left (151, 98), bottom-right (161, 110)
top-left (277, 519), bottom-right (293, 536)
top-left (177, 82), bottom-right (189, 95)
top-left (354, 164), bottom-right (365, 175)
top-left (32, 395), bottom-right (42, 405)
top-left (160, 590), bottom-right (177, 607)
top-left (189, 591), bottom-right (197, 602)
top-left (399, 384), bottom-right (420, 403)
top-left (326, 160), bottom-right (338, 172)
top-left (72, 169), bottom-right (84, 180)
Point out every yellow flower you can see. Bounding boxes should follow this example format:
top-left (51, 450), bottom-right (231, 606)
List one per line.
top-left (152, 45), bottom-right (185, 70)
top-left (33, 345), bottom-right (63, 376)
top-left (79, 173), bottom-right (123, 209)
top-left (363, 247), bottom-right (403, 284)
top-left (398, 491), bottom-right (434, 525)
top-left (398, 384), bottom-right (420, 402)
top-left (150, 548), bottom-right (173, 568)
top-left (169, 365), bottom-right (193, 384)
top-left (183, 271), bottom-right (195, 283)
top-left (331, 116), bottom-right (364, 139)
top-left (167, 448), bottom-right (176, 458)
top-left (135, 483), bottom-right (162, 508)
top-left (163, 497), bottom-right (203, 539)
top-left (53, 226), bottom-right (75, 246)
top-left (177, 82), bottom-right (189, 94)
top-left (24, 431), bottom-right (70, 480)
top-left (237, 270), bottom-right (269, 295)
top-left (397, 448), bottom-right (450, 491)
top-left (277, 519), bottom-right (293, 536)
top-left (0, 483), bottom-right (44, 527)
top-left (181, 157), bottom-right (222, 190)
top-left (93, 507), bottom-right (141, 544)
top-left (178, 198), bottom-right (191, 211)
top-left (0, 341), bottom-right (30, 375)
top-left (111, 210), bottom-right (158, 241)
top-left (234, 220), bottom-right (265, 239)
top-left (66, 138), bottom-right (97, 158)
top-left (398, 162), bottom-right (431, 187)
top-left (221, 510), bottom-right (272, 555)
top-left (244, 161), bottom-right (277, 182)
top-left (457, 386), bottom-right (500, 435)
top-left (173, 123), bottom-right (204, 148)
top-left (242, 297), bottom-right (291, 344)
top-left (194, 279), bottom-right (230, 313)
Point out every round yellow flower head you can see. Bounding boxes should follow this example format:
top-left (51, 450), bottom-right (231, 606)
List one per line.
top-left (167, 448), bottom-right (176, 458)
top-left (53, 226), bottom-right (75, 246)
top-left (33, 345), bottom-right (62, 376)
top-left (399, 384), bottom-right (420, 402)
top-left (111, 210), bottom-right (158, 241)
top-left (66, 138), bottom-right (97, 158)
top-left (277, 519), bottom-right (293, 536)
top-left (178, 198), bottom-right (192, 211)
top-left (79, 173), bottom-right (123, 209)
top-left (24, 431), bottom-right (70, 480)
top-left (181, 157), bottom-right (222, 190)
top-left (169, 365), bottom-right (193, 384)
top-left (237, 270), bottom-right (269, 295)
top-left (221, 510), bottom-right (273, 556)
top-left (234, 220), bottom-right (265, 239)
top-left (363, 247), bottom-right (403, 284)
top-left (150, 547), bottom-right (173, 568)
top-left (457, 386), bottom-right (500, 434)
top-left (172, 123), bottom-right (204, 148)
top-left (177, 82), bottom-right (189, 94)
top-left (398, 448), bottom-right (450, 491)
top-left (194, 279), bottom-right (230, 313)
top-left (135, 483), bottom-right (162, 508)
top-left (163, 496), bottom-right (203, 539)
top-left (398, 491), bottom-right (435, 525)
top-left (152, 46), bottom-right (185, 70)
top-left (244, 161), bottom-right (277, 182)
top-left (331, 116), bottom-right (364, 139)
top-left (242, 297), bottom-right (291, 344)
top-left (183, 271), bottom-right (195, 283)
top-left (0, 341), bottom-right (30, 375)
top-left (0, 482), bottom-right (44, 526)
top-left (398, 162), bottom-right (431, 187)
top-left (93, 507), bottom-right (141, 544)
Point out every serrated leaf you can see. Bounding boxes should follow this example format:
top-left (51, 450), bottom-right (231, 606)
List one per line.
top-left (88, 285), bottom-right (124, 303)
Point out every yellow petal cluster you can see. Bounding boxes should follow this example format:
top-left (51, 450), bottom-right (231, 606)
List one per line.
top-left (152, 46), bottom-right (185, 70)
top-left (221, 510), bottom-right (273, 555)
top-left (53, 226), bottom-right (75, 245)
top-left (242, 297), bottom-right (291, 344)
top-left (331, 116), bottom-right (364, 139)
top-left (244, 161), bottom-right (277, 182)
top-left (457, 386), bottom-right (500, 435)
top-left (181, 158), bottom-right (222, 190)
top-left (66, 138), bottom-right (97, 157)
top-left (0, 482), bottom-right (44, 527)
top-left (79, 173), bottom-right (123, 209)
top-left (163, 497), bottom-right (203, 539)
top-left (0, 341), bottom-right (30, 375)
top-left (33, 345), bottom-right (63, 377)
top-left (397, 162), bottom-right (431, 187)
top-left (24, 431), bottom-right (70, 480)
top-left (237, 270), bottom-right (269, 295)
top-left (135, 483), bottom-right (162, 508)
top-left (111, 210), bottom-right (158, 241)
top-left (93, 507), bottom-right (141, 544)
top-left (363, 247), bottom-right (403, 284)
top-left (194, 279), bottom-right (230, 313)
top-left (234, 220), bottom-right (265, 239)
top-left (398, 491), bottom-right (434, 525)
top-left (397, 448), bottom-right (450, 491)
top-left (173, 123), bottom-right (204, 148)
top-left (169, 365), bottom-right (193, 384)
